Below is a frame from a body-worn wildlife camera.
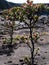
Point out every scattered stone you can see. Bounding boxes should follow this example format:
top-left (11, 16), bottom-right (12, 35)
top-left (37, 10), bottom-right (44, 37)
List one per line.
top-left (44, 51), bottom-right (47, 53)
top-left (44, 62), bottom-right (46, 65)
top-left (42, 57), bottom-right (46, 60)
top-left (4, 62), bottom-right (6, 64)
top-left (14, 47), bottom-right (17, 49)
top-left (20, 62), bottom-right (25, 65)
top-left (38, 54), bottom-right (40, 56)
top-left (34, 64), bottom-right (37, 65)
top-left (40, 39), bottom-right (44, 41)
top-left (0, 50), bottom-right (3, 55)
top-left (8, 61), bottom-right (12, 63)
top-left (7, 53), bottom-right (11, 56)
top-left (11, 64), bottom-right (19, 65)
top-left (0, 53), bottom-right (3, 55)
top-left (19, 59), bottom-right (23, 62)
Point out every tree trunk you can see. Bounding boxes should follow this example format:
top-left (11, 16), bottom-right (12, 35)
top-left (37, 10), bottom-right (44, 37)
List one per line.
top-left (8, 26), bottom-right (13, 51)
top-left (10, 26), bottom-right (13, 45)
top-left (10, 33), bottom-right (13, 45)
top-left (30, 20), bottom-right (34, 65)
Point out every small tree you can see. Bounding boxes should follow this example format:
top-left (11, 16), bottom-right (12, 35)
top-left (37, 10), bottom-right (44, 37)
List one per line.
top-left (2, 8), bottom-right (17, 47)
top-left (2, 1), bottom-right (47, 64)
top-left (16, 0), bottom-right (39, 65)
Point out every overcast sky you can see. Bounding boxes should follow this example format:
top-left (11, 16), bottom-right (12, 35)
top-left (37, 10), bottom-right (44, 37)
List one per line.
top-left (7, 0), bottom-right (49, 3)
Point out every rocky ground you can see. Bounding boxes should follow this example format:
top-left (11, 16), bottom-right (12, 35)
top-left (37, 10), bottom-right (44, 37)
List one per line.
top-left (0, 33), bottom-right (49, 65)
top-left (0, 42), bottom-right (49, 65)
top-left (0, 15), bottom-right (49, 65)
top-left (35, 44), bottom-right (49, 65)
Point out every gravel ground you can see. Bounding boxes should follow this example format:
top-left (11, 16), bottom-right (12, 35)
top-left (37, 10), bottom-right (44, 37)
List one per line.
top-left (35, 44), bottom-right (49, 65)
top-left (0, 15), bottom-right (49, 65)
top-left (0, 30), bottom-right (49, 65)
top-left (0, 42), bottom-right (49, 65)
top-left (0, 44), bottom-right (31, 65)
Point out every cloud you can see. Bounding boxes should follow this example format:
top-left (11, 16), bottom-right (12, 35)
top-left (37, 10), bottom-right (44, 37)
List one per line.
top-left (33, 0), bottom-right (49, 3)
top-left (7, 0), bottom-right (49, 3)
top-left (7, 0), bottom-right (26, 3)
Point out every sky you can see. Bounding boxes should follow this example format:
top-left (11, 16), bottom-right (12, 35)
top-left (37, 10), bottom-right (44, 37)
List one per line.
top-left (7, 0), bottom-right (49, 3)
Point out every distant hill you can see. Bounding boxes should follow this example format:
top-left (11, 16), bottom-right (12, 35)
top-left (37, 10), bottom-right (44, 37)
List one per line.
top-left (9, 2), bottom-right (21, 7)
top-left (0, 0), bottom-right (11, 10)
top-left (0, 0), bottom-right (21, 10)
top-left (0, 0), bottom-right (49, 15)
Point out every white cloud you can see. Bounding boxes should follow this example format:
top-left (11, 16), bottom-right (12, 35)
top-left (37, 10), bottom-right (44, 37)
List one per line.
top-left (33, 0), bottom-right (49, 3)
top-left (7, 0), bottom-right (26, 3)
top-left (7, 0), bottom-right (49, 3)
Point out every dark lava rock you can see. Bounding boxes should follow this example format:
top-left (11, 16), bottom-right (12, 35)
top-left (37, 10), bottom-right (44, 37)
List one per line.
top-left (34, 64), bottom-right (37, 65)
top-left (7, 53), bottom-right (11, 56)
top-left (40, 38), bottom-right (44, 41)
top-left (7, 44), bottom-right (13, 49)
top-left (11, 64), bottom-right (19, 65)
top-left (0, 50), bottom-right (3, 55)
top-left (0, 53), bottom-right (3, 55)
top-left (20, 62), bottom-right (25, 65)
top-left (38, 54), bottom-right (40, 56)
top-left (19, 59), bottom-right (23, 62)
top-left (8, 61), bottom-right (12, 63)
top-left (44, 51), bottom-right (47, 53)
top-left (42, 57), bottom-right (46, 60)
top-left (2, 44), bottom-right (8, 49)
top-left (4, 62), bottom-right (6, 64)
